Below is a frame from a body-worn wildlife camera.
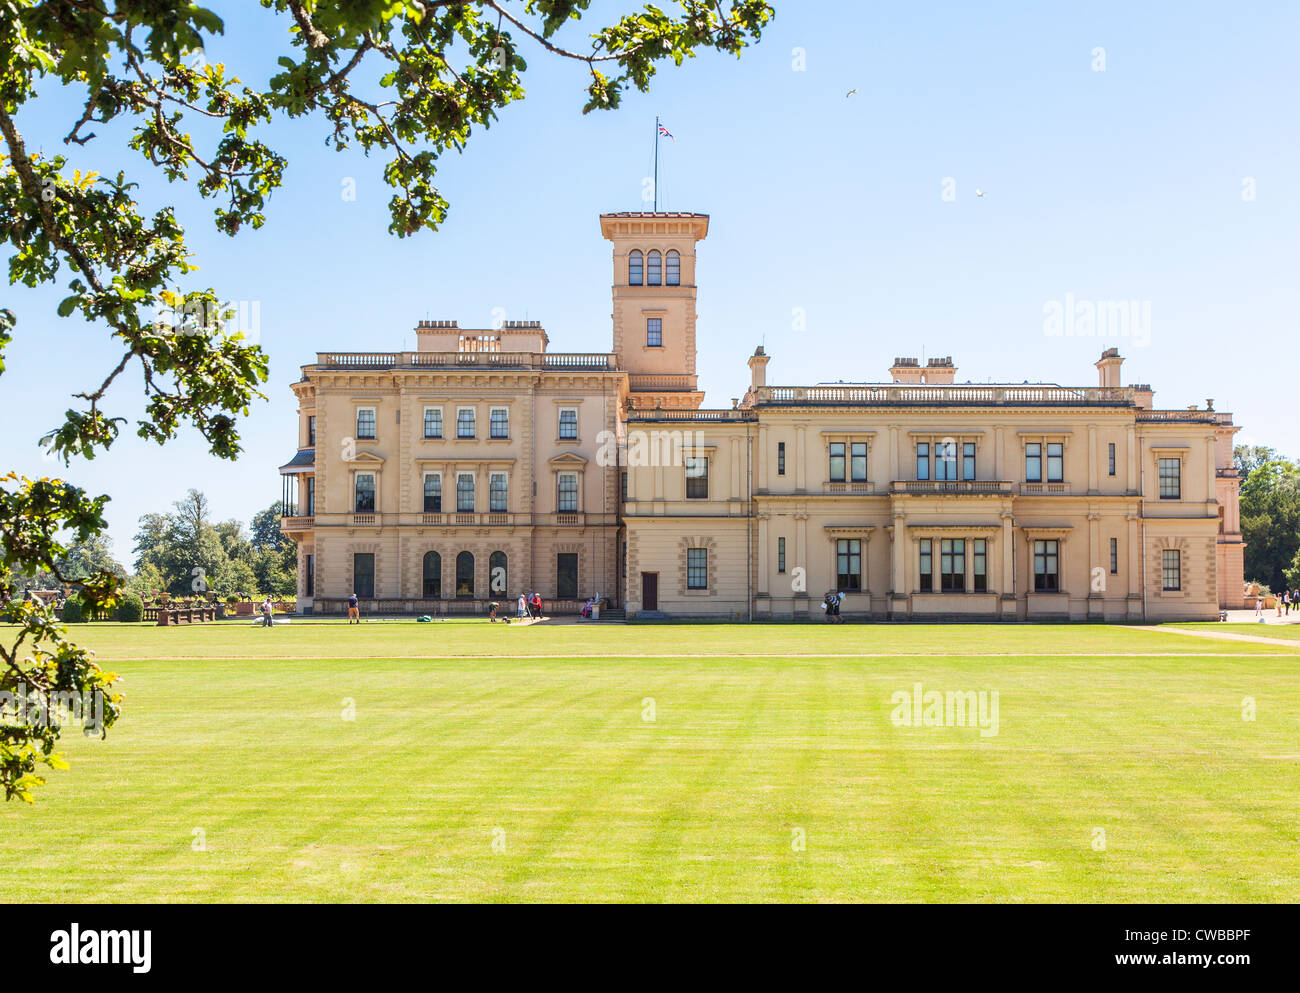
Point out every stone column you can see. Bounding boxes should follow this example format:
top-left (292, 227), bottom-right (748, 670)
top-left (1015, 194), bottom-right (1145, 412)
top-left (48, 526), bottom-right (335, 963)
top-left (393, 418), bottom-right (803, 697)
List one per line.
top-left (1001, 512), bottom-right (1015, 599)
top-left (1127, 425), bottom-right (1138, 494)
top-left (1088, 424), bottom-right (1098, 495)
top-left (795, 426), bottom-right (806, 492)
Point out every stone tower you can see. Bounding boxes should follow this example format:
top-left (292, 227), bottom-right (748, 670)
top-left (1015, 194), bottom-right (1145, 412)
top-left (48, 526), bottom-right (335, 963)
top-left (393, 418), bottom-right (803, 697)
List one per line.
top-left (600, 211), bottom-right (709, 410)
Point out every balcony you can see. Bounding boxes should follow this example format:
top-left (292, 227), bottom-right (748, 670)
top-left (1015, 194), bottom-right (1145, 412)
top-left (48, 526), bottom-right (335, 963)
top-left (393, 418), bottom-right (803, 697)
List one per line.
top-left (314, 351), bottom-right (616, 371)
top-left (302, 512), bottom-right (616, 528)
top-left (753, 384), bottom-right (1136, 407)
top-left (1019, 482), bottom-right (1071, 495)
top-left (280, 515), bottom-right (315, 531)
top-left (891, 480), bottom-right (1015, 496)
top-left (823, 482), bottom-right (874, 494)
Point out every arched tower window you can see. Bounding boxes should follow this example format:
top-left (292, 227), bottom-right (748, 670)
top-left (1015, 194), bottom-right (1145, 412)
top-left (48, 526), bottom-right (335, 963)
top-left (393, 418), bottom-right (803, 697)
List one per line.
top-left (666, 249), bottom-right (680, 286)
top-left (628, 250), bottom-right (643, 285)
top-left (455, 551), bottom-right (474, 598)
top-left (647, 250), bottom-right (662, 286)
top-left (422, 551), bottom-right (441, 598)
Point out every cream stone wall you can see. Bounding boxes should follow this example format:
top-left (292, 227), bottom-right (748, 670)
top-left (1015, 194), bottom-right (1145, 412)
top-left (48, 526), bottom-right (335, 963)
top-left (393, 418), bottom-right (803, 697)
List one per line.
top-left (283, 210), bottom-right (1245, 622)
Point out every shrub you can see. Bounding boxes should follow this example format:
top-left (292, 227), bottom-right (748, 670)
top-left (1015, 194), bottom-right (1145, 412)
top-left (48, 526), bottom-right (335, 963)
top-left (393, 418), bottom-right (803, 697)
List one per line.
top-left (61, 596), bottom-right (84, 624)
top-left (116, 592), bottom-right (144, 623)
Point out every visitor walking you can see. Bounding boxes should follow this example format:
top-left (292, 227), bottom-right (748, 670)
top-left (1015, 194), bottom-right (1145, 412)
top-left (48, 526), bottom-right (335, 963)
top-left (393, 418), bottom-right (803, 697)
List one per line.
top-left (261, 597), bottom-right (273, 628)
top-left (348, 591), bottom-right (360, 624)
top-left (1255, 596), bottom-right (1263, 617)
top-left (518, 592), bottom-right (527, 619)
top-left (531, 592), bottom-right (543, 619)
top-left (1284, 591), bottom-right (1291, 616)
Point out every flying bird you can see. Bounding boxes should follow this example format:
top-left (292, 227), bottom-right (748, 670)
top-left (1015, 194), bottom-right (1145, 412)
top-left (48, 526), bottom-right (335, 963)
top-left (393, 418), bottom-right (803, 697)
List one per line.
top-left (845, 88), bottom-right (858, 98)
top-left (975, 188), bottom-right (986, 198)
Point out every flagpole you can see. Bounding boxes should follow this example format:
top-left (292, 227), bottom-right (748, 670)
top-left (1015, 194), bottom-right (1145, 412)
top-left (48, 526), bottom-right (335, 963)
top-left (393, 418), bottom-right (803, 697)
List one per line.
top-left (653, 115), bottom-right (659, 212)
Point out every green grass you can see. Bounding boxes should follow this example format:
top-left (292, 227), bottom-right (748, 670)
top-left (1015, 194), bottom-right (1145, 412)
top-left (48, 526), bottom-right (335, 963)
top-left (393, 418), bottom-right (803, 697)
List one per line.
top-left (1170, 622), bottom-right (1300, 641)
top-left (2, 621), bottom-right (1297, 902)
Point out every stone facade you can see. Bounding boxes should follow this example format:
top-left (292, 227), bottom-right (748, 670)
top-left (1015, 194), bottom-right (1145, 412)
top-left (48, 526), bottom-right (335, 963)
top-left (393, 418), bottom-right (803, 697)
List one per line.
top-left (283, 212), bottom-right (1245, 621)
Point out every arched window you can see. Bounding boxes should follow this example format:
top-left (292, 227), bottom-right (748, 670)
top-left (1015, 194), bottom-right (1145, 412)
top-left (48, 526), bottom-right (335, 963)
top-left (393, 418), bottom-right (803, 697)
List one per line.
top-left (422, 551), bottom-right (441, 598)
top-left (647, 250), bottom-right (662, 286)
top-left (666, 249), bottom-right (680, 286)
top-left (455, 551), bottom-right (474, 598)
top-left (628, 250), bottom-right (643, 285)
top-left (489, 551), bottom-right (507, 596)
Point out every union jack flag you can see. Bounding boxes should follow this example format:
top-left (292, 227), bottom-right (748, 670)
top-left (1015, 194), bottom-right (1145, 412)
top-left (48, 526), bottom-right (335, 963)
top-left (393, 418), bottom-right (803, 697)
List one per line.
top-left (658, 122), bottom-right (675, 141)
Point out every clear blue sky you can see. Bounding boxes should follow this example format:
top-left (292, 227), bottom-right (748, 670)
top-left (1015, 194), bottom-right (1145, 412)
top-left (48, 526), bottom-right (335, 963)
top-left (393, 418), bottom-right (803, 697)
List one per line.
top-left (3, 1), bottom-right (1297, 566)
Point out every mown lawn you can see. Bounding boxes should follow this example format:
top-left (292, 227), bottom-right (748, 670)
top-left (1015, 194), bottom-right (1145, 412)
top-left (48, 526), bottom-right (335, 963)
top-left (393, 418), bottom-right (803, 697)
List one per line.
top-left (1171, 622), bottom-right (1300, 641)
top-left (2, 621), bottom-right (1297, 902)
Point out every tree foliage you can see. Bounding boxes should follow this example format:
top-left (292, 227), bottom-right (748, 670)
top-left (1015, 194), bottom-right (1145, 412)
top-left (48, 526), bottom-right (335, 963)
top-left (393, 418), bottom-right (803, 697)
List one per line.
top-left (1235, 445), bottom-right (1300, 593)
top-left (2, 2), bottom-right (771, 798)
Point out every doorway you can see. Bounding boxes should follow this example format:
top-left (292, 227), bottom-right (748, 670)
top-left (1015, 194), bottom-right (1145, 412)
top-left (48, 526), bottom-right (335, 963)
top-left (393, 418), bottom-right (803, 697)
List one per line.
top-left (641, 571), bottom-right (658, 611)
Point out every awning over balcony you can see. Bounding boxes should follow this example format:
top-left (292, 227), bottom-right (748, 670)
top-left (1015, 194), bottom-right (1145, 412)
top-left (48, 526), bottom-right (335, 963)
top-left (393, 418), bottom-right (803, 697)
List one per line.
top-left (278, 448), bottom-right (315, 475)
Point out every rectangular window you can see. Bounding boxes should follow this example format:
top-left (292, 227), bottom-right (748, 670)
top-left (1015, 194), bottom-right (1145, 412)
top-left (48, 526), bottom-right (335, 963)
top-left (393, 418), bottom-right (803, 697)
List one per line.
top-left (423, 407), bottom-right (443, 439)
top-left (829, 442), bottom-right (846, 482)
top-left (919, 538), bottom-right (933, 591)
top-left (423, 473), bottom-right (441, 513)
top-left (557, 472), bottom-right (579, 512)
top-left (456, 472), bottom-right (475, 512)
top-left (354, 472), bottom-right (375, 512)
top-left (940, 538), bottom-right (966, 592)
top-left (558, 408), bottom-right (578, 440)
top-left (1108, 442), bottom-right (1116, 476)
top-left (646, 317), bottom-right (662, 347)
top-left (963, 442), bottom-right (976, 481)
top-left (1162, 548), bottom-right (1181, 591)
top-left (556, 552), bottom-right (578, 599)
top-left (777, 536), bottom-right (786, 574)
top-left (935, 441), bottom-right (957, 481)
top-left (851, 442), bottom-right (868, 482)
top-left (305, 553), bottom-right (314, 597)
top-left (490, 407), bottom-right (509, 439)
top-left (1109, 537), bottom-right (1119, 574)
top-left (490, 472), bottom-right (508, 512)
top-left (1158, 457), bottom-right (1181, 499)
top-left (353, 553), bottom-right (374, 599)
top-left (621, 470), bottom-right (628, 503)
top-left (1033, 539), bottom-right (1059, 592)
top-left (356, 408), bottom-right (376, 440)
top-left (1025, 443), bottom-right (1042, 482)
top-left (305, 476), bottom-right (315, 516)
top-left (307, 415), bottom-right (316, 446)
top-left (777, 441), bottom-right (786, 476)
top-left (916, 443), bottom-right (930, 480)
top-left (687, 547), bottom-right (708, 590)
top-left (685, 456), bottom-right (709, 499)
top-left (1047, 442), bottom-right (1064, 483)
top-left (456, 407), bottom-right (475, 439)
top-left (972, 539), bottom-right (987, 592)
top-left (836, 539), bottom-right (862, 591)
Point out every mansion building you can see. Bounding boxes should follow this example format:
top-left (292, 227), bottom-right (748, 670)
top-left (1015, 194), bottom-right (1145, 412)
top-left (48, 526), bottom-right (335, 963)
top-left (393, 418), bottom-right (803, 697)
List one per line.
top-left (280, 211), bottom-right (1245, 621)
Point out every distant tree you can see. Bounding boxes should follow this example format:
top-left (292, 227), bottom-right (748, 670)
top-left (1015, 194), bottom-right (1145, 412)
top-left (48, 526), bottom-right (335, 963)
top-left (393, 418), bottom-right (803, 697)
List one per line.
top-left (1234, 445), bottom-right (1275, 478)
top-left (133, 491), bottom-right (231, 595)
top-left (250, 501), bottom-right (287, 552)
top-left (215, 557), bottom-right (258, 596)
top-left (1236, 445), bottom-right (1300, 592)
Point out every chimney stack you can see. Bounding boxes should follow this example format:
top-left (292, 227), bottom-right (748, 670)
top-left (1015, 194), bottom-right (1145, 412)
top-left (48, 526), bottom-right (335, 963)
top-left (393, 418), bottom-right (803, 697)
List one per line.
top-left (748, 345), bottom-right (770, 389)
top-left (1095, 348), bottom-right (1123, 388)
top-left (924, 356), bottom-right (957, 385)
